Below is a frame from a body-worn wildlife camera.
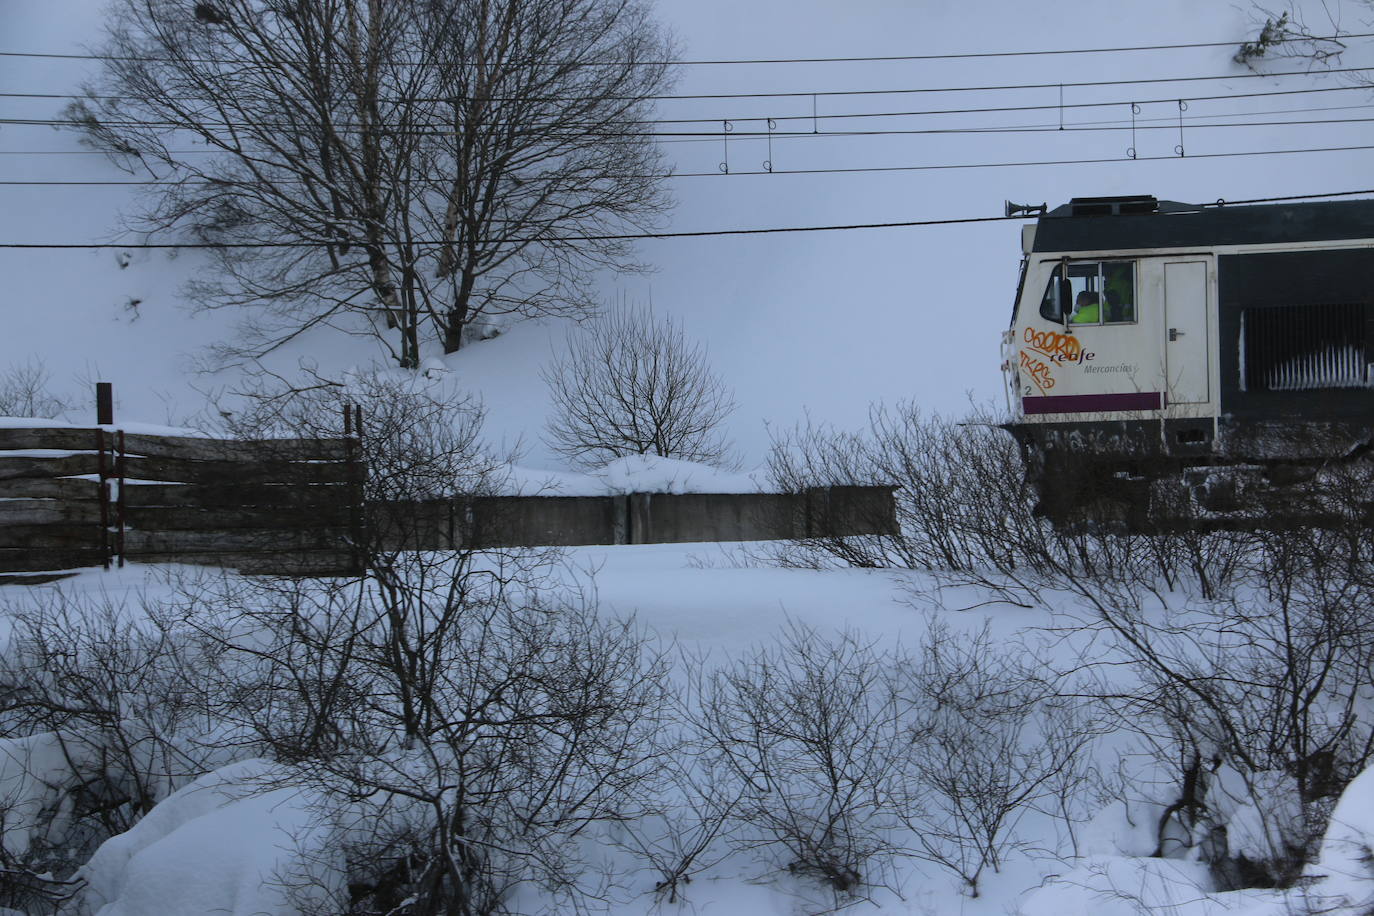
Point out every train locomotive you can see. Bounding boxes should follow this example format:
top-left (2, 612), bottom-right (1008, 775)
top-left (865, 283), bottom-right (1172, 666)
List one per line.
top-left (1001, 194), bottom-right (1374, 525)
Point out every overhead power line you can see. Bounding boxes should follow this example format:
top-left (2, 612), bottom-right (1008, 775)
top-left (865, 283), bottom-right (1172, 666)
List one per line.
top-left (4, 113), bottom-right (1373, 154)
top-left (6, 101), bottom-right (1373, 155)
top-left (3, 83), bottom-right (1368, 138)
top-left (0, 31), bottom-right (1368, 66)
top-left (5, 99), bottom-right (1368, 155)
top-left (0, 189), bottom-right (1369, 249)
top-left (2, 142), bottom-right (1371, 185)
top-left (655, 33), bottom-right (1374, 65)
top-left (649, 84), bottom-right (1374, 125)
top-left (631, 65), bottom-right (1374, 102)
top-left (2, 64), bottom-right (1370, 104)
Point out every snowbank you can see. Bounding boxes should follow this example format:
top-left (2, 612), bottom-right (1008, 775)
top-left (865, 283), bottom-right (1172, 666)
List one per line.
top-left (505, 454), bottom-right (764, 496)
top-left (1308, 763), bottom-right (1374, 912)
top-left (0, 733), bottom-right (86, 859)
top-left (75, 760), bottom-right (336, 916)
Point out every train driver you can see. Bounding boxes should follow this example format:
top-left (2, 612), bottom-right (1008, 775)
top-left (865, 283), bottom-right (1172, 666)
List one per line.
top-left (1071, 290), bottom-right (1100, 324)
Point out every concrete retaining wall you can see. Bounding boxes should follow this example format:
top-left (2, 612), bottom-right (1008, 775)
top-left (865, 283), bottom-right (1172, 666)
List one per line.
top-left (378, 486), bottom-right (898, 550)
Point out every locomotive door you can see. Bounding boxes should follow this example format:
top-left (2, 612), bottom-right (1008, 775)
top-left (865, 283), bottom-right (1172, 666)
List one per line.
top-left (1163, 260), bottom-right (1211, 404)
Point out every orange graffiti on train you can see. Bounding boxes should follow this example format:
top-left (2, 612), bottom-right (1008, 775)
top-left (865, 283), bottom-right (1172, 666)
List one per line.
top-left (1023, 327), bottom-right (1082, 360)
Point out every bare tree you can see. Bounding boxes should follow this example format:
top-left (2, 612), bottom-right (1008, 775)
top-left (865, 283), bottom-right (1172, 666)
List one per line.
top-left (0, 361), bottom-right (69, 420)
top-left (542, 307), bottom-right (737, 469)
top-left (70, 0), bottom-right (676, 368)
top-left (1235, 5), bottom-right (1350, 67)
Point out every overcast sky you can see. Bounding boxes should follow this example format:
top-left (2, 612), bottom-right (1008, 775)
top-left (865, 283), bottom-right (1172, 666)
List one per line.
top-left (2, 0), bottom-right (1371, 463)
top-left (622, 0), bottom-right (1374, 452)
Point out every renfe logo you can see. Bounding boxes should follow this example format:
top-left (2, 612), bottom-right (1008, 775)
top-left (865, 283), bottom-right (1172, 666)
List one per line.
top-left (1023, 327), bottom-right (1096, 365)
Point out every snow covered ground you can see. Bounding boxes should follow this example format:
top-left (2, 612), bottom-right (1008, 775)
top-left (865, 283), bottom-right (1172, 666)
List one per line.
top-left (0, 549), bottom-right (1365, 915)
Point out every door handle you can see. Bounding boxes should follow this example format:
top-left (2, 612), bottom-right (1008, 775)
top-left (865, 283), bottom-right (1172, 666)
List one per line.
top-left (1169, 328), bottom-right (1185, 341)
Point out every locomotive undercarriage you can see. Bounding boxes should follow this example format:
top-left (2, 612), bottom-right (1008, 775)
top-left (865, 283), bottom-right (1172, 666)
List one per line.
top-left (1008, 418), bottom-right (1374, 531)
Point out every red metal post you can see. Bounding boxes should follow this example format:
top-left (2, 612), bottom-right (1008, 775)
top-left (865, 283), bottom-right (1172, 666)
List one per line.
top-left (95, 429), bottom-right (110, 570)
top-left (116, 429), bottom-right (126, 567)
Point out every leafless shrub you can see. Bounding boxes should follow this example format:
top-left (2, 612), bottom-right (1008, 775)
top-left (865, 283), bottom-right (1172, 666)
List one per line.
top-left (765, 404), bottom-right (1030, 573)
top-left (892, 620), bottom-right (1096, 897)
top-left (169, 364), bottom-right (687, 913)
top-left (0, 362), bottom-right (70, 421)
top-left (764, 401), bottom-right (1257, 602)
top-left (182, 565), bottom-right (672, 916)
top-left (214, 364), bottom-right (517, 572)
top-left (696, 624), bottom-right (905, 897)
top-left (605, 713), bottom-right (745, 905)
top-left (218, 365), bottom-right (500, 501)
top-left (184, 371), bottom-right (669, 912)
top-left (542, 308), bottom-right (737, 470)
top-left (0, 592), bottom-right (223, 908)
top-left (691, 619), bottom-right (1098, 900)
top-left (1061, 531), bottom-right (1374, 889)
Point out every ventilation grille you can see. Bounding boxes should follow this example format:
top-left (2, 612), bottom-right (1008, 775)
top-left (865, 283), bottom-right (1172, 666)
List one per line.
top-left (1242, 303), bottom-right (1370, 391)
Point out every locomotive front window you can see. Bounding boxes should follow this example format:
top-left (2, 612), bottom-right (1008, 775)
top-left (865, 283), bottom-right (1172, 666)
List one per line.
top-left (1038, 260), bottom-right (1136, 325)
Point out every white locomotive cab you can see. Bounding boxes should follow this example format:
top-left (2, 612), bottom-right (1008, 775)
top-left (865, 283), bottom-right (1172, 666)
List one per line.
top-left (1007, 252), bottom-right (1218, 425)
top-left (999, 194), bottom-right (1374, 525)
top-left (1000, 199), bottom-right (1374, 530)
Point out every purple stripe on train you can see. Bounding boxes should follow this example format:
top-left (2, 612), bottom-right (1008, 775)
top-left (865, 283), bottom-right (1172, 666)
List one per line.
top-left (1022, 392), bottom-right (1164, 414)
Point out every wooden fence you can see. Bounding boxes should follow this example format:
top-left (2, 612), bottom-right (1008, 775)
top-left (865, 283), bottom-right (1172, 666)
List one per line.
top-left (0, 426), bottom-right (363, 579)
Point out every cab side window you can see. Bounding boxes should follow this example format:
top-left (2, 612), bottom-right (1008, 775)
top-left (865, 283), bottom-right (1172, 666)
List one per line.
top-left (1038, 260), bottom-right (1136, 325)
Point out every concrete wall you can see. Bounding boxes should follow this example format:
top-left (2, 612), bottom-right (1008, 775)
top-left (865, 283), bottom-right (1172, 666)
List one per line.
top-left (378, 486), bottom-right (898, 550)
top-left (470, 496), bottom-right (626, 548)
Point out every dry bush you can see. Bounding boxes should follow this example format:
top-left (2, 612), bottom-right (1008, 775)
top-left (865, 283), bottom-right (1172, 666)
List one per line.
top-left (0, 592), bottom-right (224, 910)
top-left (1062, 526), bottom-right (1374, 889)
top-left (695, 624), bottom-right (904, 896)
top-left (184, 566), bottom-right (671, 916)
top-left (765, 400), bottom-right (1257, 601)
top-left (542, 308), bottom-right (736, 470)
top-left (893, 620), bottom-right (1096, 897)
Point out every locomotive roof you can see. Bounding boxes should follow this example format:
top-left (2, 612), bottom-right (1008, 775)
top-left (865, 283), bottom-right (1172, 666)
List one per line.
top-left (1030, 197), bottom-right (1374, 253)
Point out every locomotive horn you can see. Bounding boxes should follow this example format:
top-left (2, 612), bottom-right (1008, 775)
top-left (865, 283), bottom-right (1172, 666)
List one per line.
top-left (1005, 200), bottom-right (1048, 218)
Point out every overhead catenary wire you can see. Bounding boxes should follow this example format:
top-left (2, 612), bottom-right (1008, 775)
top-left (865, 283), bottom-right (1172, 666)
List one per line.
top-left (3, 113), bottom-right (1373, 158)
top-left (2, 140), bottom-right (1373, 186)
top-left (5, 82), bottom-right (1371, 136)
top-left (6, 97), bottom-right (1374, 155)
top-left (0, 188), bottom-right (1369, 249)
top-left (0, 31), bottom-right (1367, 66)
top-left (3, 64), bottom-right (1371, 105)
